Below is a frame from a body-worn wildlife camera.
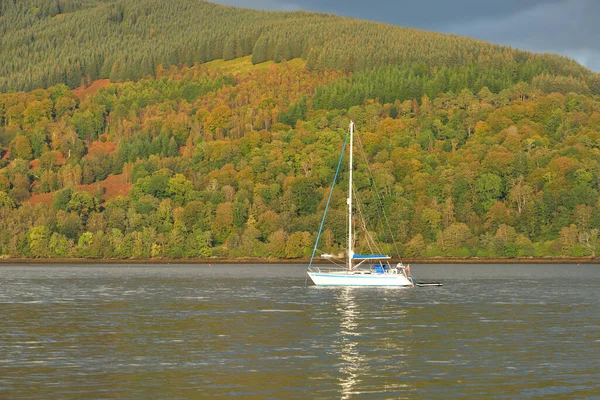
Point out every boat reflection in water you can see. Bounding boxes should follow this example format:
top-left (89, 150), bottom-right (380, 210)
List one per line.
top-left (335, 288), bottom-right (364, 399)
top-left (332, 288), bottom-right (412, 398)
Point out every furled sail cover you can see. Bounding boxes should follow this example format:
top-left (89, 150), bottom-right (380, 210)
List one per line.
top-left (352, 254), bottom-right (390, 259)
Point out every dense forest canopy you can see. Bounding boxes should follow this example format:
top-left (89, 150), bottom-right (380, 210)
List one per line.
top-left (1, 1), bottom-right (600, 260)
top-left (1, 0), bottom-right (599, 93)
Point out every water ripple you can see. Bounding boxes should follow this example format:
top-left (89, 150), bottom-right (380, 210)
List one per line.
top-left (0, 263), bottom-right (599, 399)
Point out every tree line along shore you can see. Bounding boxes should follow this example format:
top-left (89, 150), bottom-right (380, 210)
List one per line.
top-left (1, 257), bottom-right (599, 265)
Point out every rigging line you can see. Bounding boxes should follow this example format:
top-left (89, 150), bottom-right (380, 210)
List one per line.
top-left (354, 134), bottom-right (387, 231)
top-left (351, 155), bottom-right (384, 256)
top-left (354, 132), bottom-right (402, 259)
top-left (308, 130), bottom-right (349, 269)
top-left (352, 187), bottom-right (369, 252)
top-left (315, 248), bottom-right (345, 266)
top-left (352, 186), bottom-right (383, 256)
top-left (353, 187), bottom-right (380, 255)
top-left (327, 258), bottom-right (346, 268)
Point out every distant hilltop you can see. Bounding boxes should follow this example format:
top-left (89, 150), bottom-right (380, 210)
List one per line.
top-left (0, 0), bottom-right (598, 93)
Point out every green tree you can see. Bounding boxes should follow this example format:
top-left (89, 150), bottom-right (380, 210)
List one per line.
top-left (265, 229), bottom-right (287, 258)
top-left (9, 136), bottom-right (33, 160)
top-left (76, 231), bottom-right (94, 258)
top-left (49, 233), bottom-right (72, 258)
top-left (167, 227), bottom-right (186, 258)
top-left (66, 191), bottom-right (99, 221)
top-left (184, 229), bottom-right (212, 257)
top-left (0, 191), bottom-right (17, 209)
top-left (284, 231), bottom-right (311, 258)
top-left (29, 226), bottom-right (51, 258)
top-left (290, 178), bottom-right (318, 217)
top-left (52, 188), bottom-right (74, 211)
top-left (440, 223), bottom-right (472, 252)
top-left (405, 234), bottom-right (426, 257)
top-left (167, 174), bottom-right (195, 206)
top-left (477, 173), bottom-right (504, 213)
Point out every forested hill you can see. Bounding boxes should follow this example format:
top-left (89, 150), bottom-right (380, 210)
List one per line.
top-left (2, 55), bottom-right (600, 259)
top-left (1, 0), bottom-right (599, 93)
top-left (2, 2), bottom-right (600, 260)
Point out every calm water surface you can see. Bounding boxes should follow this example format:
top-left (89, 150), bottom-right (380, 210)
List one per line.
top-left (1, 264), bottom-right (599, 399)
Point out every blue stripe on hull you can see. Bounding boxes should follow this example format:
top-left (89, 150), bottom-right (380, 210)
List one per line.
top-left (310, 283), bottom-right (412, 287)
top-left (310, 273), bottom-right (392, 278)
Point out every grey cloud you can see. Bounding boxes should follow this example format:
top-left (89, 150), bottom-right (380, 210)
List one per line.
top-left (288, 0), bottom-right (566, 28)
top-left (211, 0), bottom-right (565, 27)
top-left (440, 0), bottom-right (600, 71)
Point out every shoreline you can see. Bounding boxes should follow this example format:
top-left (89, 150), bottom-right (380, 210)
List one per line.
top-left (1, 257), bottom-right (599, 265)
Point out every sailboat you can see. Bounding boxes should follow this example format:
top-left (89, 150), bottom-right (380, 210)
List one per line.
top-left (307, 121), bottom-right (414, 287)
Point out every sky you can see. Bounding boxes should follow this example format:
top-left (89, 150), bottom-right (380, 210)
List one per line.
top-left (210, 0), bottom-right (600, 72)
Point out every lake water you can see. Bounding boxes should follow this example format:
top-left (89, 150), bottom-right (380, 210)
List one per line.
top-left (1, 263), bottom-right (599, 399)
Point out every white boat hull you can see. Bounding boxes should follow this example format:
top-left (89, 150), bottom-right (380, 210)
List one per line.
top-left (307, 271), bottom-right (413, 287)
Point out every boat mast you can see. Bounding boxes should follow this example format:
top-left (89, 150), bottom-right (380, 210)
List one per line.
top-left (348, 121), bottom-right (354, 270)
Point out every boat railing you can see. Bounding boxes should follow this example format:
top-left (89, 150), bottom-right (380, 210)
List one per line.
top-left (307, 265), bottom-right (348, 274)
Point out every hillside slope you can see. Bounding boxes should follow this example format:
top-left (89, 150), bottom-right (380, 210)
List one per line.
top-left (2, 2), bottom-right (600, 260)
top-left (1, 0), bottom-right (598, 93)
top-left (1, 57), bottom-right (600, 259)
